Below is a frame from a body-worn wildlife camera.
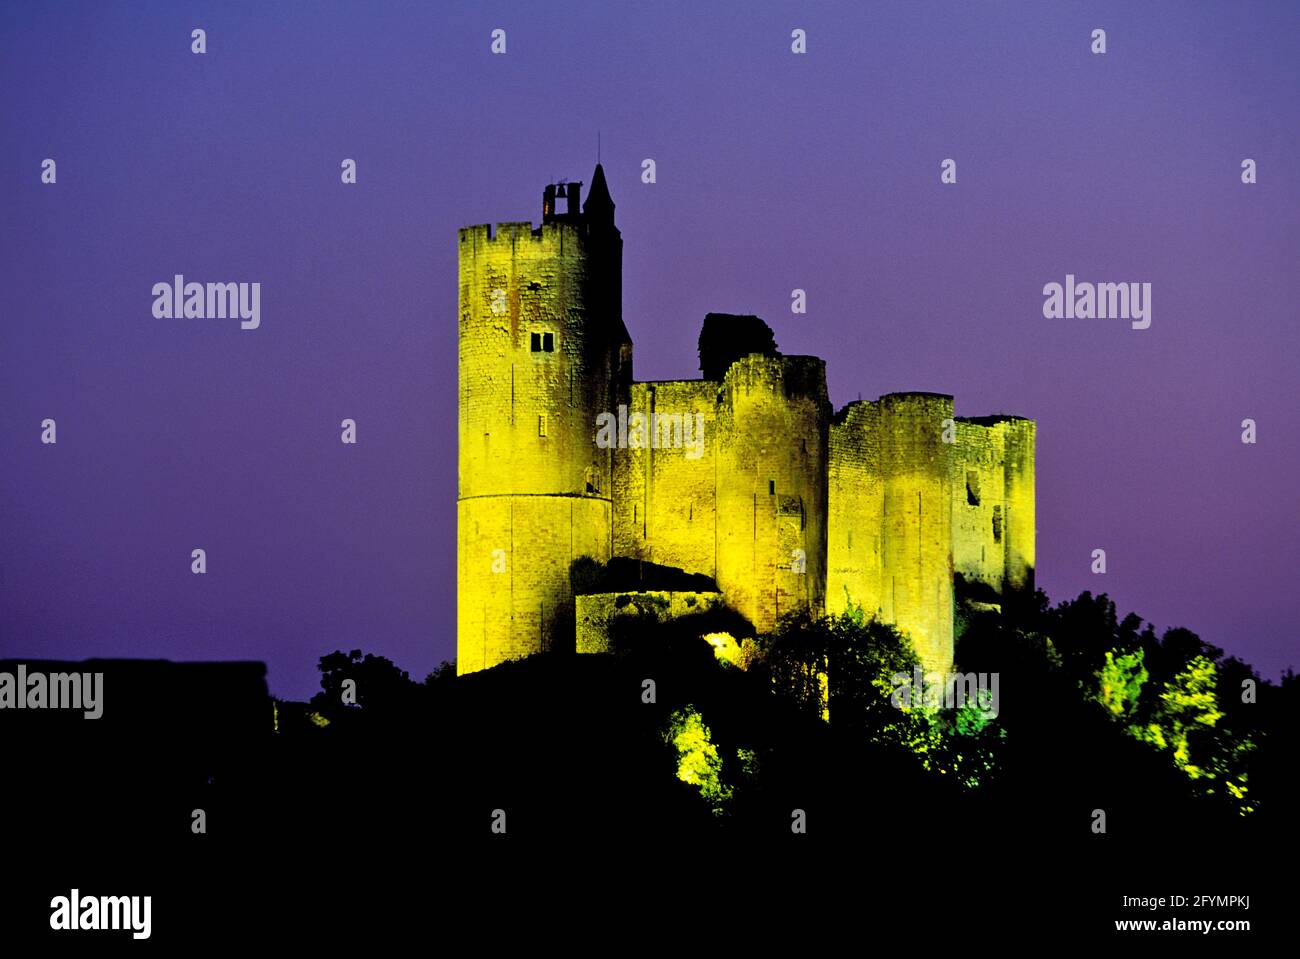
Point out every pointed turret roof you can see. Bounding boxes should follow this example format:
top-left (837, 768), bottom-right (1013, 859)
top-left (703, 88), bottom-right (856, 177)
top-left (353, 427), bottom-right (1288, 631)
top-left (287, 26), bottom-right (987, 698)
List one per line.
top-left (583, 163), bottom-right (615, 223)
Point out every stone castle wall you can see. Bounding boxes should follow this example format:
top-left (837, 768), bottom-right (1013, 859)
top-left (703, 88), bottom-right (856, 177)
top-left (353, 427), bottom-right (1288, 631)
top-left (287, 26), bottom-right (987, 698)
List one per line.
top-left (610, 379), bottom-right (719, 576)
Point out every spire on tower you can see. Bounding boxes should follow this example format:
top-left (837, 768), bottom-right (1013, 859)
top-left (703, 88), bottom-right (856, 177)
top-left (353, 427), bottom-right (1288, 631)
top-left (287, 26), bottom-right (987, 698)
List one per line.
top-left (583, 162), bottom-right (615, 224)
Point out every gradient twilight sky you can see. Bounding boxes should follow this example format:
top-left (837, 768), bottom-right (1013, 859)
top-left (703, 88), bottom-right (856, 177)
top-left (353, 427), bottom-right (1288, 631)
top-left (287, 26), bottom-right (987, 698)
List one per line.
top-left (2, 1), bottom-right (1296, 699)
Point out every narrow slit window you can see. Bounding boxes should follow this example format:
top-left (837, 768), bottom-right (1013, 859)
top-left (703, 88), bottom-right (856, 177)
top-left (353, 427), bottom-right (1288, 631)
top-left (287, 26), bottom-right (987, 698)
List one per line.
top-left (992, 505), bottom-right (1003, 543)
top-left (538, 413), bottom-right (548, 437)
top-left (542, 332), bottom-right (554, 352)
top-left (530, 332), bottom-right (542, 352)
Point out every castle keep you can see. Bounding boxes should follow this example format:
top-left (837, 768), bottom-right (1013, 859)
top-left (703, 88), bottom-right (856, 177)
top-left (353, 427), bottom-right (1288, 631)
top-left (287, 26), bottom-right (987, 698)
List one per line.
top-left (458, 165), bottom-right (1035, 675)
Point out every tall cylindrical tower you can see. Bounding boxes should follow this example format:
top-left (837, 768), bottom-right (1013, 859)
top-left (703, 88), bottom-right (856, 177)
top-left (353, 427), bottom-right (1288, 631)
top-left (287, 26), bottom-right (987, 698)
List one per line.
top-left (457, 166), bottom-right (629, 674)
top-left (878, 392), bottom-right (955, 674)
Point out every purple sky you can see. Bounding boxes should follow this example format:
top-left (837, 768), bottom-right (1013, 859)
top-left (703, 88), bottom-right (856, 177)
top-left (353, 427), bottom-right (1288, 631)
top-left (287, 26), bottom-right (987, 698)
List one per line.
top-left (2, 1), bottom-right (1296, 699)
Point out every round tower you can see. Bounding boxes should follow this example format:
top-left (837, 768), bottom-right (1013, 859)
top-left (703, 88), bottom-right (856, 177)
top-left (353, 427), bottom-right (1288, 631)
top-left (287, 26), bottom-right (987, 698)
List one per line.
top-left (457, 166), bottom-right (629, 674)
top-left (713, 353), bottom-right (831, 633)
top-left (877, 392), bottom-right (955, 674)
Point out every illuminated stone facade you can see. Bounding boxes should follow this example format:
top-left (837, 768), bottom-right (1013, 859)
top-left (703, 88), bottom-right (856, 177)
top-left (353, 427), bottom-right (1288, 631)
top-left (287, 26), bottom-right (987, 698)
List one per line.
top-left (458, 166), bottom-right (1034, 675)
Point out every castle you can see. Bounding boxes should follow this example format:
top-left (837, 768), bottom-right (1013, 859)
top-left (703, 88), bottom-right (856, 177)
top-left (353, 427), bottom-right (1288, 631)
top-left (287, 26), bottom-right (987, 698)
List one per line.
top-left (458, 165), bottom-right (1035, 676)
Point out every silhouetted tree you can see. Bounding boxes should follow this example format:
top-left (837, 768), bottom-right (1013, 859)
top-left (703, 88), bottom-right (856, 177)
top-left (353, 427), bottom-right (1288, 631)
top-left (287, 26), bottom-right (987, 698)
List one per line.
top-left (311, 649), bottom-right (420, 722)
top-left (424, 659), bottom-right (456, 688)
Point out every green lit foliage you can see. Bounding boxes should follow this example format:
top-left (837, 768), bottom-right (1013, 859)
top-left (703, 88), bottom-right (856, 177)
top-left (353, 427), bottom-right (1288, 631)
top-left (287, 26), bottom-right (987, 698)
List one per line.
top-left (736, 746), bottom-right (759, 779)
top-left (1095, 648), bottom-right (1148, 720)
top-left (945, 698), bottom-right (1007, 790)
top-left (1131, 654), bottom-right (1223, 774)
top-left (1083, 638), bottom-right (1256, 815)
top-left (962, 593), bottom-right (1263, 820)
top-left (1129, 653), bottom-right (1255, 813)
top-left (1200, 730), bottom-right (1255, 815)
top-left (767, 608), bottom-right (1004, 789)
top-left (893, 694), bottom-right (1006, 790)
top-left (662, 706), bottom-right (733, 814)
top-left (953, 694), bottom-right (995, 736)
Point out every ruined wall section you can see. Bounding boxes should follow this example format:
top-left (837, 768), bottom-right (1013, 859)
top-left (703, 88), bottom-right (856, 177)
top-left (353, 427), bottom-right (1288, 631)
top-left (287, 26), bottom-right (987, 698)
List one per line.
top-left (576, 590), bottom-right (724, 654)
top-left (951, 416), bottom-right (1036, 599)
top-left (952, 419), bottom-right (1008, 594)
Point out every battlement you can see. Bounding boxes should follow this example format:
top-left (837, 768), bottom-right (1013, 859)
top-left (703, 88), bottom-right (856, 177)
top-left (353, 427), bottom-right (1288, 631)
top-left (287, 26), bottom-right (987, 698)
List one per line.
top-left (458, 219), bottom-right (588, 248)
